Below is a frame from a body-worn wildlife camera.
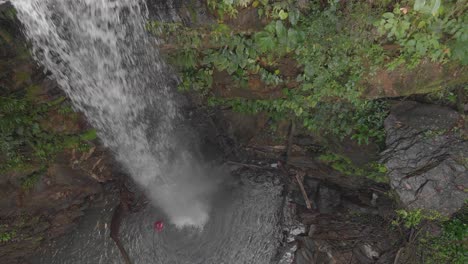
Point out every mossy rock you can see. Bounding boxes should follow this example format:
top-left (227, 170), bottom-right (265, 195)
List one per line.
top-left (0, 27), bottom-right (13, 44)
top-left (364, 61), bottom-right (468, 98)
top-left (13, 69), bottom-right (31, 85)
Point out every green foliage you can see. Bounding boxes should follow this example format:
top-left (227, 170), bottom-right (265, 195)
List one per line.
top-left (427, 217), bottom-right (468, 263)
top-left (20, 170), bottom-right (42, 191)
top-left (318, 152), bottom-right (388, 183)
top-left (0, 5), bottom-right (17, 21)
top-left (149, 1), bottom-right (463, 146)
top-left (253, 3), bottom-right (388, 143)
top-left (211, 97), bottom-right (389, 145)
top-left (392, 209), bottom-right (444, 229)
top-left (0, 95), bottom-right (47, 171)
top-left (0, 95), bottom-right (94, 173)
top-left (377, 0), bottom-right (468, 68)
top-left (419, 210), bottom-right (468, 264)
top-left (351, 101), bottom-right (389, 145)
top-left (0, 223), bottom-right (17, 243)
top-left (414, 0), bottom-right (442, 16)
top-left (423, 128), bottom-right (447, 138)
top-left (255, 0), bottom-right (301, 24)
top-left (428, 88), bottom-right (458, 104)
top-left (0, 230), bottom-right (16, 243)
top-left (392, 208), bottom-right (467, 263)
top-left (151, 2), bottom-right (389, 144)
top-left (205, 0), bottom-right (300, 24)
top-left (206, 0), bottom-right (240, 19)
top-left (428, 218), bottom-right (468, 264)
top-left (80, 129), bottom-right (97, 141)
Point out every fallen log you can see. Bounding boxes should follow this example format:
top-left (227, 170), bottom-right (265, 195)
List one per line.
top-left (295, 171), bottom-right (313, 209)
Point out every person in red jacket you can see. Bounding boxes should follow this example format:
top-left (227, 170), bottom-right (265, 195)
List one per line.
top-left (154, 220), bottom-right (164, 232)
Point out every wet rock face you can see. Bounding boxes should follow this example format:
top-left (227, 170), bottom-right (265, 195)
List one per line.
top-left (382, 101), bottom-right (468, 216)
top-left (146, 0), bottom-right (212, 25)
top-left (0, 146), bottom-right (115, 264)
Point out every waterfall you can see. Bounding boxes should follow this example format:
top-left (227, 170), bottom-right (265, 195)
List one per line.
top-left (11, 0), bottom-right (219, 228)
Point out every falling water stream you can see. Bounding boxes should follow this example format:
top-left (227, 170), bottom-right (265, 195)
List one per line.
top-left (10, 0), bottom-right (288, 263)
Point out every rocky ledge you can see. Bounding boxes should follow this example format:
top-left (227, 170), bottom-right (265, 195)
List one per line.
top-left (382, 101), bottom-right (467, 216)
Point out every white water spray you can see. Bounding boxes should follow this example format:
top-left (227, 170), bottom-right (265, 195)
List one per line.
top-left (12, 0), bottom-right (218, 228)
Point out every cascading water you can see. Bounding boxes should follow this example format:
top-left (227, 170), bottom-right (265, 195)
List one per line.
top-left (10, 0), bottom-right (289, 263)
top-left (12, 0), bottom-right (218, 228)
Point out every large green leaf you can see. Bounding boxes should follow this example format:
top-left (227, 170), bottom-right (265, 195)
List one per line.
top-left (414, 0), bottom-right (442, 16)
top-left (254, 32), bottom-right (276, 52)
top-left (275, 20), bottom-right (287, 47)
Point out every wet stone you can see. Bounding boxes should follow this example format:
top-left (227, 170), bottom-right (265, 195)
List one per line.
top-left (317, 186), bottom-right (341, 213)
top-left (382, 101), bottom-right (468, 216)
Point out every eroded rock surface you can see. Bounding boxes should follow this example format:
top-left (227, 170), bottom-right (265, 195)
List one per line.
top-left (382, 101), bottom-right (467, 215)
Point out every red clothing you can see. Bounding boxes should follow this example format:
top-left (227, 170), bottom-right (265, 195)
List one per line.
top-left (154, 221), bottom-right (164, 232)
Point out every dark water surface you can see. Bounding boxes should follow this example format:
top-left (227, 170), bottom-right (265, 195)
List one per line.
top-left (32, 171), bottom-right (286, 264)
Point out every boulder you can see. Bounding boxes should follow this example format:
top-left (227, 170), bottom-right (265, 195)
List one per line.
top-left (381, 101), bottom-right (467, 215)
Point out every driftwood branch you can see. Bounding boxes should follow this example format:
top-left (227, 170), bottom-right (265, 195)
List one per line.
top-left (286, 120), bottom-right (296, 164)
top-left (393, 247), bottom-right (404, 264)
top-left (295, 171), bottom-right (313, 209)
top-left (225, 160), bottom-right (265, 169)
